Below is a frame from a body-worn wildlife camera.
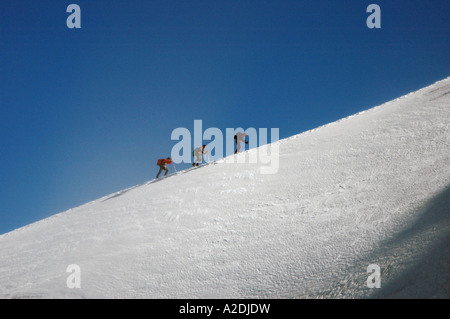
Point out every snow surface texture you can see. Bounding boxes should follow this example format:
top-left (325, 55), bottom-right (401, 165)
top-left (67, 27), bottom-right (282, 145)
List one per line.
top-left (0, 78), bottom-right (449, 299)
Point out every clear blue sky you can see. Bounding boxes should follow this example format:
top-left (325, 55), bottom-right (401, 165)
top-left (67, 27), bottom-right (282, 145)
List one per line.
top-left (1, 0), bottom-right (449, 234)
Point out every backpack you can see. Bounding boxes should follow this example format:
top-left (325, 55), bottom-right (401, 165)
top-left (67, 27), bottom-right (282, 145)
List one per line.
top-left (157, 159), bottom-right (164, 165)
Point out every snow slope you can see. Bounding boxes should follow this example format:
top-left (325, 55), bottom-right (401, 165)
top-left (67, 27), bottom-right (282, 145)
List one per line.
top-left (0, 78), bottom-right (449, 299)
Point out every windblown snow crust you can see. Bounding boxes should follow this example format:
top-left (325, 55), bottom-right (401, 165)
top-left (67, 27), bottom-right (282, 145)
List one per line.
top-left (1, 78), bottom-right (449, 298)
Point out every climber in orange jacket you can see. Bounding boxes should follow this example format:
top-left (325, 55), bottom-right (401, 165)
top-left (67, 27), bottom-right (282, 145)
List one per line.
top-left (156, 157), bottom-right (172, 178)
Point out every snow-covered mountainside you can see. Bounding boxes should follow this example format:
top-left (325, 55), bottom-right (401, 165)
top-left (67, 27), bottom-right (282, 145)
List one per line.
top-left (1, 78), bottom-right (449, 299)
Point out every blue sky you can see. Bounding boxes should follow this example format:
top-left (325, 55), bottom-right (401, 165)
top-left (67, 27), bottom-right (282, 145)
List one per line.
top-left (1, 0), bottom-right (449, 234)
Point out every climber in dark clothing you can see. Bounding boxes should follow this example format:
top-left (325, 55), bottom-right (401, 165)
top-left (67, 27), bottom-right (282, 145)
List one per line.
top-left (234, 132), bottom-right (248, 153)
